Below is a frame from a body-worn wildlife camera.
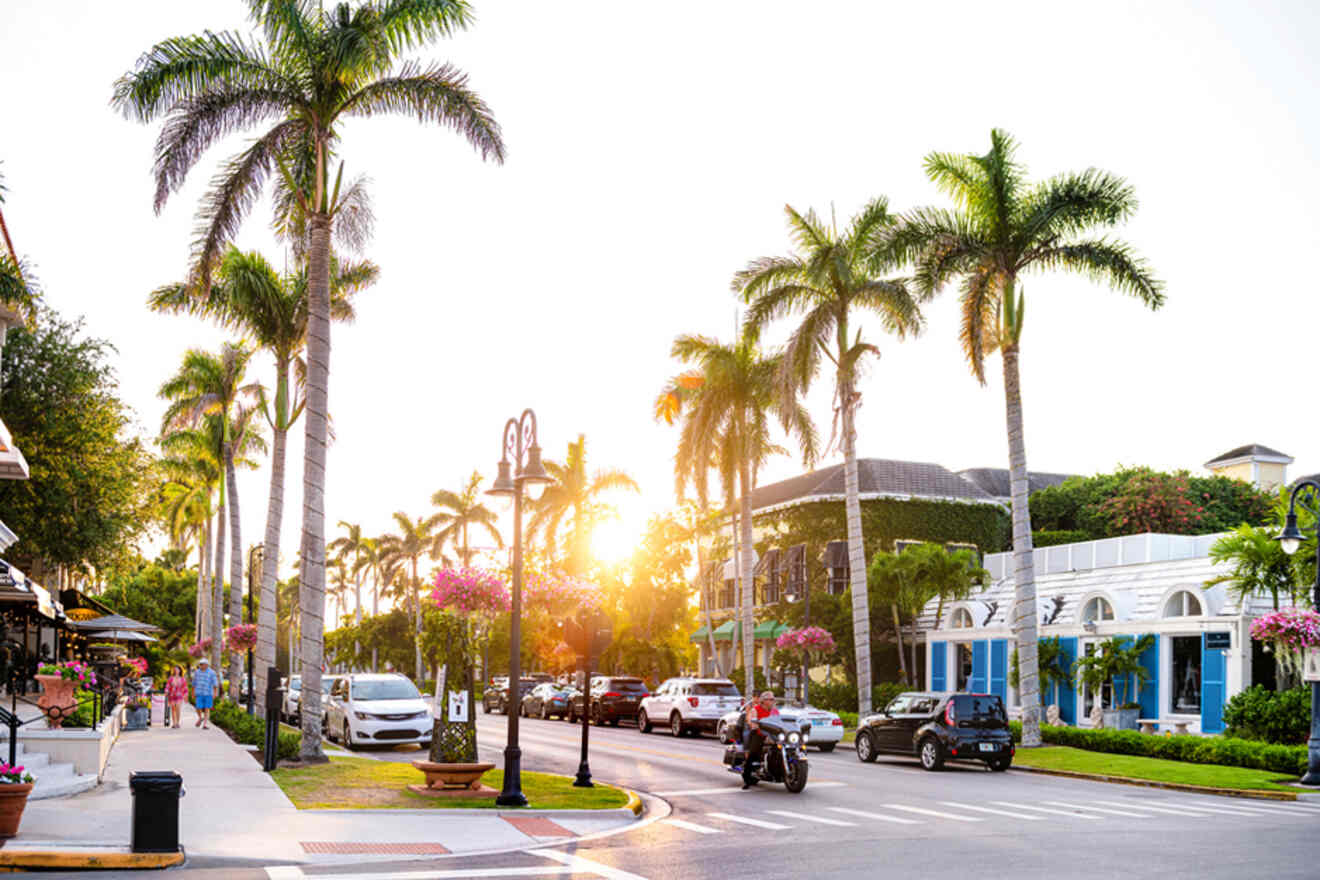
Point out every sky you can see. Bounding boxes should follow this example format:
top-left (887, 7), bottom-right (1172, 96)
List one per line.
top-left (1, 0), bottom-right (1319, 623)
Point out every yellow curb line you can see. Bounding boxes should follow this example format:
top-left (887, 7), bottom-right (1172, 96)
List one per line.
top-left (1011, 763), bottom-right (1299, 800)
top-left (623, 788), bottom-right (643, 816)
top-left (0, 850), bottom-right (185, 870)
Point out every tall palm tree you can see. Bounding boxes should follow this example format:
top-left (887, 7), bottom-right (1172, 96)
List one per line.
top-left (659, 335), bottom-right (817, 696)
top-left (159, 461), bottom-right (216, 641)
top-left (527, 436), bottom-right (639, 575)
top-left (159, 345), bottom-right (264, 692)
top-left (149, 247), bottom-right (378, 715)
top-left (381, 513), bottom-right (439, 681)
top-left (430, 471), bottom-right (503, 567)
top-left (895, 129), bottom-right (1163, 746)
top-left (114, 0), bottom-right (505, 763)
top-left (736, 199), bottom-right (923, 715)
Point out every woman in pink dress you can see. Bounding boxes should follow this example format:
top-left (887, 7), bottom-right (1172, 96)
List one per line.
top-left (165, 665), bottom-right (188, 729)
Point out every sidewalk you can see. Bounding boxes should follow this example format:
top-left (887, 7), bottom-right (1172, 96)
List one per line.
top-left (15, 703), bottom-right (642, 868)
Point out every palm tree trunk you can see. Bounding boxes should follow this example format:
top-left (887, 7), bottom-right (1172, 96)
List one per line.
top-left (891, 603), bottom-right (909, 687)
top-left (738, 459), bottom-right (756, 698)
top-left (372, 565), bottom-right (379, 673)
top-left (693, 514), bottom-right (722, 677)
top-left (256, 418), bottom-right (288, 718)
top-left (196, 525), bottom-right (208, 642)
top-left (413, 558), bottom-right (423, 682)
top-left (840, 373), bottom-right (873, 715)
top-left (298, 210), bottom-right (332, 763)
top-left (212, 500), bottom-right (225, 676)
top-left (226, 451), bottom-right (244, 703)
top-left (1002, 343), bottom-right (1042, 747)
top-left (354, 566), bottom-right (362, 673)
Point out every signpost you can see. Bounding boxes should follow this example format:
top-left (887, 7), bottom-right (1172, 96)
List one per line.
top-left (564, 611), bottom-right (612, 788)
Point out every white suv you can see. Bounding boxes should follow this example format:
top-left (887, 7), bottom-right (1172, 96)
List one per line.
top-left (638, 677), bottom-right (742, 737)
top-left (323, 673), bottom-right (433, 750)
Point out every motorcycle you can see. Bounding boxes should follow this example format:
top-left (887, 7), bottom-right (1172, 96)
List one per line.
top-left (722, 713), bottom-right (810, 793)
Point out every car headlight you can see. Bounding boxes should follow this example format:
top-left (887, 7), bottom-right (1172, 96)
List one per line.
top-left (354, 711), bottom-right (371, 720)
top-left (788, 732), bottom-right (800, 744)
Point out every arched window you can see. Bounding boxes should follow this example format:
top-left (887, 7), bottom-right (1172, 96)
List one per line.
top-left (1081, 596), bottom-right (1114, 624)
top-left (1164, 590), bottom-right (1203, 617)
top-left (951, 607), bottom-right (974, 629)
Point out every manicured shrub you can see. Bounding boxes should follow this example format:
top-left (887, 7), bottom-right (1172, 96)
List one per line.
top-left (211, 699), bottom-right (302, 761)
top-left (1222, 685), bottom-right (1311, 745)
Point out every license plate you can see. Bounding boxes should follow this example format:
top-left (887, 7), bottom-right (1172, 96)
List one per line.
top-left (812, 719), bottom-right (827, 727)
top-left (979, 743), bottom-right (997, 752)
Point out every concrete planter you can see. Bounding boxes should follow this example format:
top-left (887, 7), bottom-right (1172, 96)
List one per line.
top-left (35, 675), bottom-right (77, 729)
top-left (1102, 708), bottom-right (1140, 730)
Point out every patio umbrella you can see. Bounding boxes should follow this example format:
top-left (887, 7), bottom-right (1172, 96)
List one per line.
top-left (86, 629), bottom-right (158, 643)
top-left (71, 614), bottom-right (162, 633)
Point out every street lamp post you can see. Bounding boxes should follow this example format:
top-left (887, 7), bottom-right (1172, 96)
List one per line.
top-left (1276, 479), bottom-right (1320, 785)
top-left (247, 544), bottom-right (263, 716)
top-left (486, 408), bottom-right (552, 808)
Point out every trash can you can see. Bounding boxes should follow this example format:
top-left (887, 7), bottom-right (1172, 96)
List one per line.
top-left (129, 771), bottom-right (184, 853)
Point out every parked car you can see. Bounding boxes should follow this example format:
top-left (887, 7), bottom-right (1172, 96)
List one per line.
top-left (639, 677), bottom-right (741, 736)
top-left (569, 676), bottom-right (649, 726)
top-left (717, 703), bottom-right (844, 751)
top-left (521, 682), bottom-right (574, 719)
top-left (286, 673), bottom-right (343, 724)
top-left (483, 677), bottom-right (537, 714)
top-left (322, 673), bottom-right (433, 750)
top-left (855, 691), bottom-right (1014, 771)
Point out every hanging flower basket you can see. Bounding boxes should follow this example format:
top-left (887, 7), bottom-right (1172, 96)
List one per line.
top-left (776, 626), bottom-right (836, 654)
top-left (187, 639), bottom-right (213, 659)
top-left (1251, 608), bottom-right (1320, 684)
top-left (225, 624), bottom-right (258, 653)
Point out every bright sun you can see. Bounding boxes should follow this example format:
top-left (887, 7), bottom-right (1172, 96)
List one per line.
top-left (590, 517), bottom-right (637, 566)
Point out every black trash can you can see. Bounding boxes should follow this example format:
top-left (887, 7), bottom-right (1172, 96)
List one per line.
top-left (129, 771), bottom-right (184, 853)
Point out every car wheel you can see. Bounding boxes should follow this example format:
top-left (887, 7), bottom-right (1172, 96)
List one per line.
top-left (592, 704), bottom-right (604, 726)
top-left (988, 756), bottom-right (1012, 772)
top-left (856, 730), bottom-right (877, 763)
top-left (919, 736), bottom-right (945, 771)
top-left (483, 698), bottom-right (491, 714)
top-left (610, 717), bottom-right (620, 727)
top-left (568, 705), bottom-right (577, 724)
top-left (816, 742), bottom-right (836, 753)
top-left (540, 705), bottom-right (548, 720)
top-left (343, 722), bottom-right (357, 751)
top-left (638, 710), bottom-right (652, 733)
top-left (717, 720), bottom-right (729, 743)
top-left (669, 712), bottom-right (684, 737)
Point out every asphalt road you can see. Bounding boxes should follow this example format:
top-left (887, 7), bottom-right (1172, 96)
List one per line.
top-left (282, 711), bottom-right (1319, 880)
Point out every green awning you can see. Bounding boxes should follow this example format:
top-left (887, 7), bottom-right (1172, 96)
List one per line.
top-left (689, 625), bottom-right (711, 644)
top-left (753, 620), bottom-right (787, 640)
top-left (711, 620), bottom-right (737, 642)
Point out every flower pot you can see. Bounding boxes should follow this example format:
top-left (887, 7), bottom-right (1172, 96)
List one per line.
top-left (0, 784), bottom-right (34, 838)
top-left (410, 761), bottom-right (495, 793)
top-left (1102, 708), bottom-right (1140, 731)
top-left (124, 705), bottom-right (150, 731)
top-left (36, 674), bottom-right (78, 729)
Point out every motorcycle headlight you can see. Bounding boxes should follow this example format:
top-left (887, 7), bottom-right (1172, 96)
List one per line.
top-left (789, 732), bottom-right (800, 744)
top-left (803, 731), bottom-right (810, 742)
top-left (777, 733), bottom-right (786, 743)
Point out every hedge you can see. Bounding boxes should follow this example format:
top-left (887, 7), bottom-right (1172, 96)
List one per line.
top-left (1222, 686), bottom-right (1310, 745)
top-left (1008, 721), bottom-right (1306, 776)
top-left (210, 700), bottom-right (300, 761)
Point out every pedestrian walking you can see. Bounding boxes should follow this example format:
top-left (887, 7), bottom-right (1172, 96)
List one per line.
top-left (165, 665), bottom-right (188, 728)
top-left (192, 658), bottom-right (220, 729)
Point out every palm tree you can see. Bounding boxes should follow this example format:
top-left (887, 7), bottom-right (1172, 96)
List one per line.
top-left (1209, 524), bottom-right (1301, 611)
top-left (0, 165), bottom-right (40, 366)
top-left (159, 345), bottom-right (264, 693)
top-left (528, 436), bottom-right (639, 575)
top-left (736, 199), bottom-right (923, 715)
top-left (895, 129), bottom-right (1163, 746)
top-left (351, 536), bottom-right (387, 671)
top-left (159, 459), bottom-right (217, 641)
top-left (149, 247), bottom-right (378, 715)
top-left (329, 521), bottom-right (370, 671)
top-left (659, 335), bottom-right (817, 696)
top-left (381, 513), bottom-right (439, 681)
top-left (114, 0), bottom-right (505, 763)
top-left (429, 472), bottom-right (503, 567)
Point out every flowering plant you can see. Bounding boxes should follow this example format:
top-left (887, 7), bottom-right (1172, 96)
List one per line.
top-left (187, 639), bottom-right (213, 659)
top-left (0, 763), bottom-right (33, 785)
top-left (1251, 608), bottom-right (1320, 684)
top-left (36, 660), bottom-right (97, 689)
top-left (776, 626), bottom-right (837, 655)
top-left (119, 656), bottom-right (148, 676)
top-left (225, 624), bottom-right (258, 652)
top-left (432, 568), bottom-right (511, 616)
top-left (524, 571), bottom-right (603, 611)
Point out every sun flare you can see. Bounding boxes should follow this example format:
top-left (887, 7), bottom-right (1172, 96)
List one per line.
top-left (590, 517), bottom-right (638, 566)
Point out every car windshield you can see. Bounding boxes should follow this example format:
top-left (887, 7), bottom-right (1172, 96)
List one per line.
top-left (610, 680), bottom-right (648, 693)
top-left (351, 678), bottom-right (421, 701)
top-left (691, 682), bottom-right (740, 697)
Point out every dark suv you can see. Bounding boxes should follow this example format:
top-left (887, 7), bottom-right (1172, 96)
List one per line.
top-left (854, 692), bottom-right (1014, 772)
top-left (569, 676), bottom-right (649, 726)
top-left (482, 677), bottom-right (537, 715)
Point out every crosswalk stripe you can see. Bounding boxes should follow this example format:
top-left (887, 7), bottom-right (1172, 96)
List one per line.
top-left (1092, 800), bottom-right (1218, 816)
top-left (939, 801), bottom-right (1045, 820)
top-left (991, 801), bottom-right (1103, 819)
top-left (1235, 803), bottom-right (1320, 816)
top-left (536, 849), bottom-right (650, 880)
top-left (653, 782), bottom-right (847, 797)
top-left (765, 810), bottom-right (855, 826)
top-left (662, 818), bottom-right (723, 834)
top-left (1150, 800), bottom-right (1274, 816)
top-left (1041, 800), bottom-right (1153, 817)
top-left (707, 812), bottom-right (792, 830)
top-left (827, 807), bottom-right (920, 825)
top-left (881, 803), bottom-right (982, 822)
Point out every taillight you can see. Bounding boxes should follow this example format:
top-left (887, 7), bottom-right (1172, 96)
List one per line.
top-left (688, 697), bottom-right (700, 708)
top-left (603, 692), bottom-right (621, 699)
top-left (944, 701), bottom-right (956, 726)
top-left (831, 718), bottom-right (843, 726)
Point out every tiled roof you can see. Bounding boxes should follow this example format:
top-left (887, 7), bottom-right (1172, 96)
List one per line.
top-left (1205, 444), bottom-right (1292, 466)
top-left (955, 468), bottom-right (1075, 499)
top-left (1294, 473), bottom-right (1320, 488)
top-left (749, 459), bottom-right (999, 511)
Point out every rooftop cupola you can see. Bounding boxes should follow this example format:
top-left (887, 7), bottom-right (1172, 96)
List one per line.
top-left (1204, 444), bottom-right (1293, 490)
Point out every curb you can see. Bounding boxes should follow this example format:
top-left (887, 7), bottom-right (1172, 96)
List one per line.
top-left (0, 845), bottom-right (185, 870)
top-left (1011, 764), bottom-right (1301, 801)
top-left (623, 787), bottom-right (643, 816)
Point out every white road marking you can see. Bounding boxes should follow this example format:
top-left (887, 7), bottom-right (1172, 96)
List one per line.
top-left (1042, 800), bottom-right (1154, 818)
top-left (827, 807), bottom-right (920, 825)
top-left (765, 809), bottom-right (856, 826)
top-left (536, 849), bottom-right (651, 880)
top-left (990, 801), bottom-right (1103, 819)
top-left (265, 870), bottom-right (304, 880)
top-left (1150, 800), bottom-right (1274, 816)
top-left (653, 781), bottom-right (847, 796)
top-left (1235, 802), bottom-right (1320, 816)
top-left (706, 811), bottom-right (793, 830)
top-left (276, 868), bottom-right (572, 879)
top-left (881, 803), bottom-right (982, 822)
top-left (938, 801), bottom-right (1045, 820)
top-left (1091, 800), bottom-right (1218, 817)
top-left (662, 818), bottom-right (723, 834)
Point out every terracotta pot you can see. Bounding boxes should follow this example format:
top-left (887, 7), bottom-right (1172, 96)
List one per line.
top-left (411, 761), bottom-right (495, 791)
top-left (0, 784), bottom-right (34, 838)
top-left (36, 674), bottom-right (78, 729)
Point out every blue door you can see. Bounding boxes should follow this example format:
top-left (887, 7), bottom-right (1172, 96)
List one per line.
top-left (1138, 635), bottom-right (1160, 720)
top-left (931, 642), bottom-right (946, 691)
top-left (971, 641), bottom-right (988, 693)
top-left (990, 639), bottom-right (1008, 703)
top-left (1202, 633), bottom-right (1227, 734)
top-left (1057, 637), bottom-right (1078, 725)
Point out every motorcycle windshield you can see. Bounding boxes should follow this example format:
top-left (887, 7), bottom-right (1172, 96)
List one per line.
top-left (756, 716), bottom-right (807, 737)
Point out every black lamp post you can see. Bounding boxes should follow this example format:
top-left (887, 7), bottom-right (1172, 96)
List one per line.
top-left (247, 544), bottom-right (263, 715)
top-left (1276, 479), bottom-right (1320, 785)
top-left (486, 408), bottom-right (552, 808)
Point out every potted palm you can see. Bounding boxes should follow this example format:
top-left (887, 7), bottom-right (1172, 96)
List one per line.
top-left (1073, 636), bottom-right (1153, 730)
top-left (0, 762), bottom-right (35, 837)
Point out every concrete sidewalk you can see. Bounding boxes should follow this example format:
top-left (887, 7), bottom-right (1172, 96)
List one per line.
top-left (15, 703), bottom-right (642, 868)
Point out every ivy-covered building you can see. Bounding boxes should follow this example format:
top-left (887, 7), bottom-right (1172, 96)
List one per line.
top-left (691, 458), bottom-right (1071, 680)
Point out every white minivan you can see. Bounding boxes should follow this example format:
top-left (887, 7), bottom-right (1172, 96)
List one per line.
top-left (323, 673), bottom-right (433, 750)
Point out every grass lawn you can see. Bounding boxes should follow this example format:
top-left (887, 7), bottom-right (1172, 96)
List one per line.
top-left (840, 728), bottom-right (856, 745)
top-left (272, 757), bottom-right (630, 810)
top-left (1012, 746), bottom-right (1300, 794)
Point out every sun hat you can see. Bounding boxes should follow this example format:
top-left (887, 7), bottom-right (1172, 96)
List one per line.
top-left (198, 658), bottom-right (210, 665)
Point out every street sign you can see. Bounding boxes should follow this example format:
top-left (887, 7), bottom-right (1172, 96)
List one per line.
top-left (447, 690), bottom-right (469, 722)
top-left (1205, 632), bottom-right (1231, 650)
top-left (1305, 648), bottom-right (1320, 683)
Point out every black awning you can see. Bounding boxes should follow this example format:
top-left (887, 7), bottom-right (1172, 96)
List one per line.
top-left (824, 540), bottom-right (849, 570)
top-left (753, 548), bottom-right (780, 577)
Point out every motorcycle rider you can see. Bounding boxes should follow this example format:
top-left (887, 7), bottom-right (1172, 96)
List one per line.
top-left (741, 691), bottom-right (778, 789)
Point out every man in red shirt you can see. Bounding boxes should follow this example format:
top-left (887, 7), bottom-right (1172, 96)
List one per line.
top-left (741, 691), bottom-right (777, 789)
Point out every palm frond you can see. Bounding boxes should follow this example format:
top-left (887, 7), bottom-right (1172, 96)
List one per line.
top-left (958, 268), bottom-right (999, 384)
top-left (112, 31), bottom-right (285, 123)
top-left (1030, 239), bottom-right (1165, 308)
